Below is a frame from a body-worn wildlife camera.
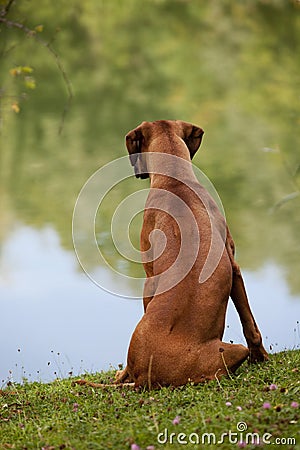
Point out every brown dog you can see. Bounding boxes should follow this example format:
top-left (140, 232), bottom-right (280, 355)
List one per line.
top-left (116, 119), bottom-right (268, 388)
top-left (76, 120), bottom-right (268, 390)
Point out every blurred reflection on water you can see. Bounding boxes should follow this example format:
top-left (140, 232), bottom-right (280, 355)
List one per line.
top-left (0, 1), bottom-right (299, 381)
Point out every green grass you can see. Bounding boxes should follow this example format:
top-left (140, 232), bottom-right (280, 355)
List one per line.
top-left (0, 350), bottom-right (299, 450)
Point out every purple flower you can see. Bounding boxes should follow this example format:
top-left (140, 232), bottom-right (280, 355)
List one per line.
top-left (236, 406), bottom-right (242, 411)
top-left (225, 401), bottom-right (232, 407)
top-left (131, 445), bottom-right (140, 450)
top-left (263, 402), bottom-right (271, 409)
top-left (269, 384), bottom-right (277, 390)
top-left (172, 415), bottom-right (181, 425)
top-left (72, 402), bottom-right (79, 412)
top-left (238, 442), bottom-right (246, 448)
top-left (291, 401), bottom-right (299, 408)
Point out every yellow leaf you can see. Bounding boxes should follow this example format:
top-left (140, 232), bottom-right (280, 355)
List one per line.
top-left (9, 66), bottom-right (33, 76)
top-left (24, 77), bottom-right (36, 90)
top-left (21, 66), bottom-right (33, 74)
top-left (11, 103), bottom-right (20, 113)
top-left (9, 68), bottom-right (19, 76)
top-left (35, 25), bottom-right (44, 33)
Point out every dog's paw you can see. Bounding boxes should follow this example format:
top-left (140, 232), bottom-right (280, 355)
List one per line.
top-left (115, 367), bottom-right (133, 384)
top-left (249, 346), bottom-right (269, 363)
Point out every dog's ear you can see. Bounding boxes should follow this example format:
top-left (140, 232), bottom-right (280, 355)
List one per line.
top-left (126, 125), bottom-right (143, 158)
top-left (125, 124), bottom-right (149, 179)
top-left (179, 121), bottom-right (204, 159)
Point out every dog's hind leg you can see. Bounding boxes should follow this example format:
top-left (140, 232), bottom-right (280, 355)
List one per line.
top-left (194, 341), bottom-right (249, 383)
top-left (218, 342), bottom-right (250, 374)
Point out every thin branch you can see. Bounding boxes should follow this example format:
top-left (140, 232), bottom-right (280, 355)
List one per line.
top-left (0, 0), bottom-right (16, 17)
top-left (43, 39), bottom-right (74, 135)
top-left (266, 146), bottom-right (300, 212)
top-left (0, 16), bottom-right (73, 134)
top-left (270, 191), bottom-right (300, 213)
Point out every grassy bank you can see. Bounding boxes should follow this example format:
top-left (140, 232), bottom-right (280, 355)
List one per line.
top-left (0, 350), bottom-right (299, 450)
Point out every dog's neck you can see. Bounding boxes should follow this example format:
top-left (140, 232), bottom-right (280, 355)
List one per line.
top-left (147, 135), bottom-right (197, 187)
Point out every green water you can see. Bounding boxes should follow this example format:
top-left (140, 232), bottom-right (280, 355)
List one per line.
top-left (1, 0), bottom-right (299, 292)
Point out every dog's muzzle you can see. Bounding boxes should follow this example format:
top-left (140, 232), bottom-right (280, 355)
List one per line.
top-left (130, 153), bottom-right (149, 179)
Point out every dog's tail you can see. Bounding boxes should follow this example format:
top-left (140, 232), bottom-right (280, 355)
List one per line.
top-left (74, 379), bottom-right (135, 388)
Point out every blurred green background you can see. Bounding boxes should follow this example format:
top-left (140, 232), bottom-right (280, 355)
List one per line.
top-left (0, 0), bottom-right (299, 380)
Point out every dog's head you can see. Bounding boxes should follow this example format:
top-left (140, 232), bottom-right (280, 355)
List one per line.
top-left (125, 120), bottom-right (204, 179)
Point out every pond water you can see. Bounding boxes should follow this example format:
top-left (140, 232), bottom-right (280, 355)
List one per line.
top-left (0, 1), bottom-right (300, 383)
top-left (1, 224), bottom-right (299, 383)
